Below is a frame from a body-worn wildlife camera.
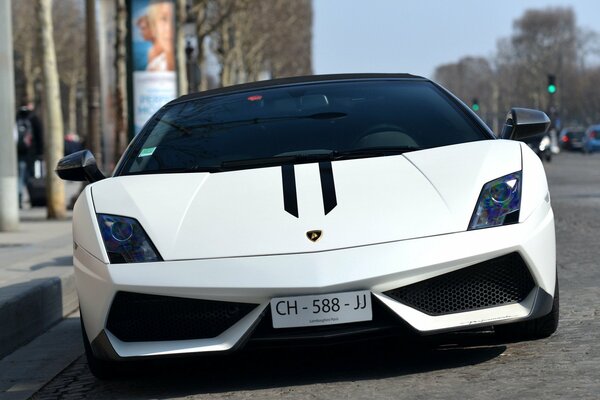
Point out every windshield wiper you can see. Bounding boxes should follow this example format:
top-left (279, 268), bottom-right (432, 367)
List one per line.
top-left (221, 153), bottom-right (334, 169)
top-left (333, 146), bottom-right (422, 160)
top-left (126, 146), bottom-right (423, 175)
top-left (221, 146), bottom-right (422, 170)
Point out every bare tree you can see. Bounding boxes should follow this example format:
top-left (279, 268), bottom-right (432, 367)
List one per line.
top-left (494, 7), bottom-right (600, 127)
top-left (434, 57), bottom-right (493, 101)
top-left (176, 0), bottom-right (188, 95)
top-left (53, 0), bottom-right (85, 134)
top-left (211, 0), bottom-right (313, 87)
top-left (435, 7), bottom-right (600, 130)
top-left (215, 16), bottom-right (238, 86)
top-left (114, 0), bottom-right (129, 161)
top-left (577, 67), bottom-right (600, 124)
top-left (505, 7), bottom-right (578, 111)
top-left (35, 0), bottom-right (65, 219)
top-left (434, 57), bottom-right (494, 126)
top-left (266, 0), bottom-right (313, 78)
top-left (12, 0), bottom-right (41, 104)
top-left (86, 0), bottom-right (102, 168)
top-left (191, 0), bottom-right (238, 90)
top-left (576, 28), bottom-right (600, 70)
top-left (236, 1), bottom-right (269, 82)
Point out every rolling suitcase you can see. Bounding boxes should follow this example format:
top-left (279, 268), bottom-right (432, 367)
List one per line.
top-left (26, 160), bottom-right (47, 207)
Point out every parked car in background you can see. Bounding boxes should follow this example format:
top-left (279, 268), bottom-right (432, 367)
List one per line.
top-left (583, 124), bottom-right (600, 153)
top-left (559, 127), bottom-right (586, 151)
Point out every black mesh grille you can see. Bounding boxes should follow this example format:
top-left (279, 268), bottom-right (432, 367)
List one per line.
top-left (106, 292), bottom-right (258, 342)
top-left (384, 253), bottom-right (535, 315)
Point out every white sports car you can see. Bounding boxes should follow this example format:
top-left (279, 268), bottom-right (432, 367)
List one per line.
top-left (57, 74), bottom-right (558, 378)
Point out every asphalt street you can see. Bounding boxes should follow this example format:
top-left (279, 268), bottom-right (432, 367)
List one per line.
top-left (30, 151), bottom-right (600, 399)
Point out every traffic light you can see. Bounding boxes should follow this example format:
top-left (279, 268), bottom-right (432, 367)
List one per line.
top-left (471, 98), bottom-right (480, 112)
top-left (547, 74), bottom-right (557, 94)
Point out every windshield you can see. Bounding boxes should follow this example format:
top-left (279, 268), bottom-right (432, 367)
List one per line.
top-left (120, 80), bottom-right (488, 175)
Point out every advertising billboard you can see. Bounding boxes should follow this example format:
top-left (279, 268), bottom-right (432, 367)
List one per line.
top-left (130, 0), bottom-right (177, 134)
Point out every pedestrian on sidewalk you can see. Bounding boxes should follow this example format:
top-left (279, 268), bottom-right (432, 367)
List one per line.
top-left (15, 100), bottom-right (44, 208)
top-left (64, 131), bottom-right (83, 155)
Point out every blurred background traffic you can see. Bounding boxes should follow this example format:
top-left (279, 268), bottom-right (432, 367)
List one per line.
top-left (1, 0), bottom-right (600, 226)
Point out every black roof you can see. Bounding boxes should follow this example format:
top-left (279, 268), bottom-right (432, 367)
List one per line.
top-left (170, 73), bottom-right (427, 105)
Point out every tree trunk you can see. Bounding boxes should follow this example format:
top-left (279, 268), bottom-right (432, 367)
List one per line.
top-left (197, 36), bottom-right (209, 91)
top-left (35, 0), bottom-right (65, 219)
top-left (232, 23), bottom-right (244, 84)
top-left (86, 0), bottom-right (102, 169)
top-left (194, 3), bottom-right (208, 91)
top-left (114, 0), bottom-right (128, 161)
top-left (176, 0), bottom-right (187, 95)
top-left (67, 79), bottom-right (77, 133)
top-left (22, 49), bottom-right (35, 103)
top-left (491, 80), bottom-right (500, 135)
top-left (219, 22), bottom-right (235, 87)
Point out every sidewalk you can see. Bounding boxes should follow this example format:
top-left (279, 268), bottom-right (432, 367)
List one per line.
top-left (0, 207), bottom-right (78, 360)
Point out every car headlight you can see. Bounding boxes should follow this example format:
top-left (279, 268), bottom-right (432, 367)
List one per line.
top-left (539, 136), bottom-right (551, 150)
top-left (97, 214), bottom-right (162, 263)
top-left (468, 171), bottom-right (521, 230)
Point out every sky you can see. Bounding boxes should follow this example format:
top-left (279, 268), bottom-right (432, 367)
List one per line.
top-left (312, 0), bottom-right (600, 79)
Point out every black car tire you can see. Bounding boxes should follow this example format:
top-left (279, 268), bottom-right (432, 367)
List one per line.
top-left (495, 279), bottom-right (559, 340)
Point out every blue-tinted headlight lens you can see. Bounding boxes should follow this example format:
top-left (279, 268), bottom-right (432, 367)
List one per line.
top-left (111, 221), bottom-right (134, 241)
top-left (96, 214), bottom-right (162, 263)
top-left (469, 171), bottom-right (521, 230)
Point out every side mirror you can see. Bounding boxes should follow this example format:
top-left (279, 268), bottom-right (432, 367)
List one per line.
top-left (55, 150), bottom-right (106, 183)
top-left (501, 108), bottom-right (551, 140)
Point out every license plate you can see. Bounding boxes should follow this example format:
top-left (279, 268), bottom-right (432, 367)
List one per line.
top-left (270, 290), bottom-right (372, 328)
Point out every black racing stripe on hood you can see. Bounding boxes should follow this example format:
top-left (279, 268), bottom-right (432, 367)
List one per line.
top-left (281, 164), bottom-right (299, 218)
top-left (319, 161), bottom-right (337, 215)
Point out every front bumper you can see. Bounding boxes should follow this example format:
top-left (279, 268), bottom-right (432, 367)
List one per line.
top-left (75, 199), bottom-right (555, 360)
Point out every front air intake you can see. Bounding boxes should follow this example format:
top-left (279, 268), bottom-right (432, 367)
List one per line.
top-left (384, 252), bottom-right (535, 315)
top-left (106, 292), bottom-right (258, 342)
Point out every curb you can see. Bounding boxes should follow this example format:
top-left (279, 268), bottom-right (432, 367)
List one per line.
top-left (0, 271), bottom-right (78, 359)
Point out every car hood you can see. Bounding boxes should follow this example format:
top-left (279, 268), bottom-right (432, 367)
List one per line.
top-left (91, 140), bottom-right (522, 260)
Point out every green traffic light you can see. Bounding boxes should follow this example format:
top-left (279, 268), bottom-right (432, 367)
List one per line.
top-left (548, 84), bottom-right (556, 94)
top-left (472, 104), bottom-right (480, 111)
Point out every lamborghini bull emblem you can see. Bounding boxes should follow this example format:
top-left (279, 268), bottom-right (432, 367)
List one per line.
top-left (306, 230), bottom-right (322, 242)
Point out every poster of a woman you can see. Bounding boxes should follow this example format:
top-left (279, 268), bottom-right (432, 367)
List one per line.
top-left (146, 1), bottom-right (175, 71)
top-left (133, 0), bottom-right (175, 71)
top-left (131, 0), bottom-right (177, 134)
